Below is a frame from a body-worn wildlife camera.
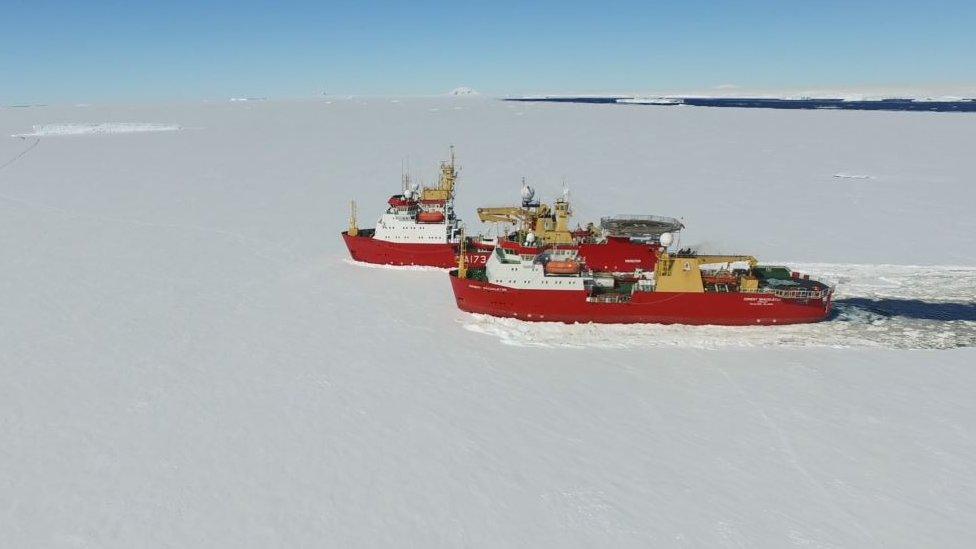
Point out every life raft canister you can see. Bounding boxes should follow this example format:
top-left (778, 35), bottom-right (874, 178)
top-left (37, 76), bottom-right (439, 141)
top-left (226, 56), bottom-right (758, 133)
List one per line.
top-left (416, 211), bottom-right (446, 223)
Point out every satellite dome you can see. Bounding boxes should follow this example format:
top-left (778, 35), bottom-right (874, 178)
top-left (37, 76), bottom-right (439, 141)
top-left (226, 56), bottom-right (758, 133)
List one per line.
top-left (659, 232), bottom-right (673, 247)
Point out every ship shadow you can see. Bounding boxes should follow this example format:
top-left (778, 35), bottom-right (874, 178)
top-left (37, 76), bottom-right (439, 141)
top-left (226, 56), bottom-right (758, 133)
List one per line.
top-left (832, 298), bottom-right (976, 322)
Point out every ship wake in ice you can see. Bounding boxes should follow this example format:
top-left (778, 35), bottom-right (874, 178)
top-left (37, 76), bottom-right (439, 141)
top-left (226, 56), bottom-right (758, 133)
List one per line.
top-left (342, 257), bottom-right (450, 272)
top-left (462, 263), bottom-right (976, 349)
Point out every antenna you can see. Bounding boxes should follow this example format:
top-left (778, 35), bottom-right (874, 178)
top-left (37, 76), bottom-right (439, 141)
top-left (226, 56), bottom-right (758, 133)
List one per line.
top-left (401, 159), bottom-right (408, 192)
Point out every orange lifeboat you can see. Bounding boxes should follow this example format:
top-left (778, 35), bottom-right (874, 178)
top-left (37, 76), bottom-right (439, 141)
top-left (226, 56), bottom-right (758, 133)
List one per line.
top-left (545, 259), bottom-right (581, 275)
top-left (388, 195), bottom-right (413, 208)
top-left (416, 211), bottom-right (446, 223)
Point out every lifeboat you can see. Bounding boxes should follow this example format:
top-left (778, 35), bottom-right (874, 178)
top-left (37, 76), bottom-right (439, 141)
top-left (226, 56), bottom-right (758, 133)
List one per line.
top-left (416, 211), bottom-right (446, 223)
top-left (388, 195), bottom-right (414, 208)
top-left (545, 259), bottom-right (581, 275)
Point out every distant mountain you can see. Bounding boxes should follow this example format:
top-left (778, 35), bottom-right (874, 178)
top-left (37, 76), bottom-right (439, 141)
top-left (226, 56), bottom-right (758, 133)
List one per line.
top-left (448, 86), bottom-right (479, 96)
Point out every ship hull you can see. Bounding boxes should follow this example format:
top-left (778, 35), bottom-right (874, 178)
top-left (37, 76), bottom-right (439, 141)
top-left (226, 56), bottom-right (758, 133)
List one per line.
top-left (450, 273), bottom-right (832, 326)
top-left (342, 231), bottom-right (657, 270)
top-left (342, 231), bottom-right (490, 268)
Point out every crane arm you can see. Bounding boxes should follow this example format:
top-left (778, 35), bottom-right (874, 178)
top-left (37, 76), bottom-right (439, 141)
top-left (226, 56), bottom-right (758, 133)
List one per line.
top-left (688, 254), bottom-right (759, 267)
top-left (476, 204), bottom-right (550, 224)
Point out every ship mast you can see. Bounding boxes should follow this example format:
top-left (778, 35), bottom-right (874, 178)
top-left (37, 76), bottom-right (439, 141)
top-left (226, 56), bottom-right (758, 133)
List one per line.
top-left (420, 145), bottom-right (458, 202)
top-left (457, 228), bottom-right (468, 279)
top-left (348, 200), bottom-right (358, 236)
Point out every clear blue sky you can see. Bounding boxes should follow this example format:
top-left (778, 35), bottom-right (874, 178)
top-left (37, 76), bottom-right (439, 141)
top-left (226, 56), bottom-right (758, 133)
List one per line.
top-left (3, 0), bottom-right (974, 103)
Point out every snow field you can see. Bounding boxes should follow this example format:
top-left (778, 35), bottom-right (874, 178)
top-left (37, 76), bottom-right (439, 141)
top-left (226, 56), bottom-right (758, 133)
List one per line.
top-left (1, 97), bottom-right (975, 547)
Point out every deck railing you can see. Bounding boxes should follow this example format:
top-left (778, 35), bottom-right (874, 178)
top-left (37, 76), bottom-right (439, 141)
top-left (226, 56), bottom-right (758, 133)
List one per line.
top-left (745, 287), bottom-right (832, 300)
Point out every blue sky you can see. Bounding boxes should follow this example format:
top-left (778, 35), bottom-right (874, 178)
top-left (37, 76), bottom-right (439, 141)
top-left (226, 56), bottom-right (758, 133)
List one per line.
top-left (2, 0), bottom-right (974, 103)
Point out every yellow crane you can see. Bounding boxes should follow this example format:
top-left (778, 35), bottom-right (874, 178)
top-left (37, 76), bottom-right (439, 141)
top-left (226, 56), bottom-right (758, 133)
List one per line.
top-left (477, 196), bottom-right (582, 245)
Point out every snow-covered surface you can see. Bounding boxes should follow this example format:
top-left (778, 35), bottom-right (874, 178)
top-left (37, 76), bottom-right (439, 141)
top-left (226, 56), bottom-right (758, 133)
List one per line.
top-left (2, 98), bottom-right (975, 547)
top-left (832, 173), bottom-right (874, 180)
top-left (11, 122), bottom-right (183, 138)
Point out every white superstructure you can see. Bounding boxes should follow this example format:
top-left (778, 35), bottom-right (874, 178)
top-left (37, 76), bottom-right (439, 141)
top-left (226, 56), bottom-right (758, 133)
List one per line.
top-left (486, 244), bottom-right (588, 290)
top-left (372, 199), bottom-right (461, 244)
top-left (371, 148), bottom-right (464, 245)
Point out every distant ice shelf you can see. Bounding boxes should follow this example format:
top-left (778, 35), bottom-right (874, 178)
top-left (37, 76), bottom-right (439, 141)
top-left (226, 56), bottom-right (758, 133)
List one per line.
top-left (506, 96), bottom-right (976, 112)
top-left (615, 97), bottom-right (683, 105)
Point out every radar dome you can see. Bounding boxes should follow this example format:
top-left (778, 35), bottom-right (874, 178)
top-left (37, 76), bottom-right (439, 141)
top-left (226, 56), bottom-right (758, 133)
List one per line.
top-left (521, 184), bottom-right (535, 202)
top-left (659, 232), bottom-right (673, 247)
top-left (525, 232), bottom-right (536, 244)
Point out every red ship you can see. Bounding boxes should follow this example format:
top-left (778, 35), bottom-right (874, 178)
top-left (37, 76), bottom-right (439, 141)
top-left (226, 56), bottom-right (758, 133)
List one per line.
top-left (343, 157), bottom-right (682, 272)
top-left (474, 184), bottom-right (685, 274)
top-left (342, 149), bottom-right (483, 268)
top-left (449, 234), bottom-right (833, 326)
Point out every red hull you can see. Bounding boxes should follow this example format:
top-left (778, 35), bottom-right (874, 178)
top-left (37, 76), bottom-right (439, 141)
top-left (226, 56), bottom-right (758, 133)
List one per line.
top-left (577, 236), bottom-right (661, 272)
top-left (343, 231), bottom-right (659, 270)
top-left (450, 273), bottom-right (832, 326)
top-left (342, 232), bottom-right (489, 268)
